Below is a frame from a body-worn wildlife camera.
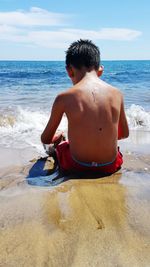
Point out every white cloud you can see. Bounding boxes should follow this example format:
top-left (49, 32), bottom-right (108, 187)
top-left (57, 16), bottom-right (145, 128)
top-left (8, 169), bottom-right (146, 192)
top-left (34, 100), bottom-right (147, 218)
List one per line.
top-left (0, 28), bottom-right (142, 48)
top-left (0, 25), bottom-right (20, 35)
top-left (98, 28), bottom-right (141, 41)
top-left (0, 7), bottom-right (67, 27)
top-left (0, 25), bottom-right (27, 42)
top-left (63, 28), bottom-right (142, 41)
top-left (0, 7), bottom-right (142, 49)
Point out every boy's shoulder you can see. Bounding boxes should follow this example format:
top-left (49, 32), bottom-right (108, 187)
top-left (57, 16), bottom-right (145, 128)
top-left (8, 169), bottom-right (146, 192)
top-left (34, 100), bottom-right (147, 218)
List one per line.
top-left (54, 87), bottom-right (75, 106)
top-left (106, 82), bottom-right (123, 97)
top-left (57, 86), bottom-right (77, 99)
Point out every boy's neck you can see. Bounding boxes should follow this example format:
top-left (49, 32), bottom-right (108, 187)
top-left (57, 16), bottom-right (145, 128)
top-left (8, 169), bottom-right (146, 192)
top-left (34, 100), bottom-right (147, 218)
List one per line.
top-left (72, 68), bottom-right (98, 85)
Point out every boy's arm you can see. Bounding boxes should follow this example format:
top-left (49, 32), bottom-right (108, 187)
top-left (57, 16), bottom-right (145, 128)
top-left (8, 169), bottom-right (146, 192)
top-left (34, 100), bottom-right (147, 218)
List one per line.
top-left (41, 94), bottom-right (64, 144)
top-left (118, 94), bottom-right (129, 140)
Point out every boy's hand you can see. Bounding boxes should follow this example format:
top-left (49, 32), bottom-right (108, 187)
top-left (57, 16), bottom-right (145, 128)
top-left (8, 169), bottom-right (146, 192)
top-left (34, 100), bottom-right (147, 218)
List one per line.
top-left (52, 131), bottom-right (66, 147)
top-left (43, 131), bottom-right (66, 155)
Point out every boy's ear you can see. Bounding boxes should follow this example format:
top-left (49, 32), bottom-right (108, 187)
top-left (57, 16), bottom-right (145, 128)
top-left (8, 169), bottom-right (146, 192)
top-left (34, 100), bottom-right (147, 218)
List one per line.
top-left (97, 65), bottom-right (104, 77)
top-left (66, 66), bottom-right (74, 78)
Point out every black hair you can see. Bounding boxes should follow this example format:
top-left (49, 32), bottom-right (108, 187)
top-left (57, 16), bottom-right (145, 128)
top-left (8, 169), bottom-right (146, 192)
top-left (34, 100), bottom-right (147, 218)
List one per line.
top-left (65, 39), bottom-right (100, 70)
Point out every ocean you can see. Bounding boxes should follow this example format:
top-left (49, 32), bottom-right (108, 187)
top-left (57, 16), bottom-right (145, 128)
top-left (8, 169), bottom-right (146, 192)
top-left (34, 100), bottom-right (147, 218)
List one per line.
top-left (0, 60), bottom-right (150, 154)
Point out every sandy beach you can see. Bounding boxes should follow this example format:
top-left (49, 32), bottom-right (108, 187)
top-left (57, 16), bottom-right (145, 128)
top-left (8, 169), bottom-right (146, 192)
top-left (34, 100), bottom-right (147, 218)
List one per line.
top-left (0, 131), bottom-right (150, 267)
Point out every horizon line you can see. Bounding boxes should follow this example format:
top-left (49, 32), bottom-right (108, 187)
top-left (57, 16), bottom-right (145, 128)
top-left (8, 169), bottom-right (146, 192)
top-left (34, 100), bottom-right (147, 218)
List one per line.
top-left (0, 59), bottom-right (150, 62)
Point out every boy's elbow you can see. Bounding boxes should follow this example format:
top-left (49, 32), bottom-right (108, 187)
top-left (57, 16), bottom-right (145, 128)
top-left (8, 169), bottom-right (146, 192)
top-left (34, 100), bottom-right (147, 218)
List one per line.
top-left (118, 127), bottom-right (129, 140)
top-left (123, 132), bottom-right (129, 139)
top-left (41, 132), bottom-right (52, 144)
top-left (41, 133), bottom-right (48, 144)
top-left (121, 129), bottom-right (129, 140)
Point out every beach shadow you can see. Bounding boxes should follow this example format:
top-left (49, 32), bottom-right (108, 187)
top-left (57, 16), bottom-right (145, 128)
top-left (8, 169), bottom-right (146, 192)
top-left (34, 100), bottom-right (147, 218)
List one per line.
top-left (26, 156), bottom-right (116, 187)
top-left (26, 156), bottom-right (68, 187)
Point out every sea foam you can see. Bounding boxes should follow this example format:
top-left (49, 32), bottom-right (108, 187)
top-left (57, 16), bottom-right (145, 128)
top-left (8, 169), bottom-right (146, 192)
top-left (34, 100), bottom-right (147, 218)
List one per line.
top-left (0, 107), bottom-right (68, 153)
top-left (126, 104), bottom-right (150, 130)
top-left (0, 105), bottom-right (149, 151)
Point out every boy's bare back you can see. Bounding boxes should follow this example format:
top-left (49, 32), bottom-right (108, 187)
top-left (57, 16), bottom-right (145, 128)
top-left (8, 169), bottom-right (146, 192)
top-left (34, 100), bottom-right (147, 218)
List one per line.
top-left (41, 40), bottom-right (129, 166)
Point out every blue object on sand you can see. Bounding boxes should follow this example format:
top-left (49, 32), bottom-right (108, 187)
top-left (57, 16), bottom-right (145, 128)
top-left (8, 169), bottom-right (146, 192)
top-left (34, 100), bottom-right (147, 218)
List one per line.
top-left (26, 157), bottom-right (66, 187)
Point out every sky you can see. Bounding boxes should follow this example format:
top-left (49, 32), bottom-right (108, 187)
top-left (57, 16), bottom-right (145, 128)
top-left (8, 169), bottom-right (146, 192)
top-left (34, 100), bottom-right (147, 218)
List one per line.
top-left (0, 0), bottom-right (150, 60)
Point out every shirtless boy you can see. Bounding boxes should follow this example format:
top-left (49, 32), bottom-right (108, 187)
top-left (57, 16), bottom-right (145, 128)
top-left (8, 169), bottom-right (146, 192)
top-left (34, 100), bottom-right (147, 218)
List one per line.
top-left (41, 39), bottom-right (129, 174)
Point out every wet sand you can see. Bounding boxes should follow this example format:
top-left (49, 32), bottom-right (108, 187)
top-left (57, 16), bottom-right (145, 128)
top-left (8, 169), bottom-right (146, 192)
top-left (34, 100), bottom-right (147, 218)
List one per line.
top-left (0, 140), bottom-right (150, 266)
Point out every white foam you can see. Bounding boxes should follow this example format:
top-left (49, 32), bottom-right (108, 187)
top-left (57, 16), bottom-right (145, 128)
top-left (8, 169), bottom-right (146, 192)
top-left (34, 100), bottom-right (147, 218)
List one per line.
top-left (126, 104), bottom-right (150, 130)
top-left (0, 105), bottom-right (149, 152)
top-left (0, 107), bottom-right (68, 153)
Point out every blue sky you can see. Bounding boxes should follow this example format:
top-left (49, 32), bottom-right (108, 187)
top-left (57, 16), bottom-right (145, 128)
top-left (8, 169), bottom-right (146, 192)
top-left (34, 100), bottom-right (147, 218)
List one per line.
top-left (0, 0), bottom-right (150, 60)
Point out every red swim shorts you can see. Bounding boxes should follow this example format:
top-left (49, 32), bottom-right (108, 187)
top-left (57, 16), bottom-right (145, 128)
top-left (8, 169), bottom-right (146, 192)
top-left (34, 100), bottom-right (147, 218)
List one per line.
top-left (56, 141), bottom-right (123, 174)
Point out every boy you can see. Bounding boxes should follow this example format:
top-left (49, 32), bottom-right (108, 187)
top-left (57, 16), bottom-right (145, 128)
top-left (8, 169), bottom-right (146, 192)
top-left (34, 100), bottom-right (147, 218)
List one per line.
top-left (41, 39), bottom-right (129, 174)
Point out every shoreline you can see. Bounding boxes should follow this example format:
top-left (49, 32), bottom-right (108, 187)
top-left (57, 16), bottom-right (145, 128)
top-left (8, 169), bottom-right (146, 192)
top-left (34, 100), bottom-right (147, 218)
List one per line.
top-left (0, 129), bottom-right (150, 169)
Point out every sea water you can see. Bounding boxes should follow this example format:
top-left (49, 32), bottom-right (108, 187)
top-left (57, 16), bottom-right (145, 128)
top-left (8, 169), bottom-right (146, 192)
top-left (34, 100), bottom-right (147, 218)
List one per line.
top-left (0, 60), bottom-right (150, 154)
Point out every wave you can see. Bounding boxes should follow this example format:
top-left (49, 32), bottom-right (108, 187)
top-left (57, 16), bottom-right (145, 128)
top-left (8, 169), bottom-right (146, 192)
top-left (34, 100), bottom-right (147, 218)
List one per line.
top-left (126, 104), bottom-right (150, 130)
top-left (0, 108), bottom-right (47, 151)
top-left (0, 107), bottom-right (68, 152)
top-left (113, 71), bottom-right (131, 76)
top-left (0, 105), bottom-right (149, 151)
top-left (104, 70), bottom-right (150, 84)
top-left (0, 70), bottom-right (66, 79)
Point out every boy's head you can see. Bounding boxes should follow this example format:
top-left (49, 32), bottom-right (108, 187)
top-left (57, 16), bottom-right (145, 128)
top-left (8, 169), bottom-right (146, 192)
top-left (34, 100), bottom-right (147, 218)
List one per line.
top-left (66, 39), bottom-right (100, 70)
